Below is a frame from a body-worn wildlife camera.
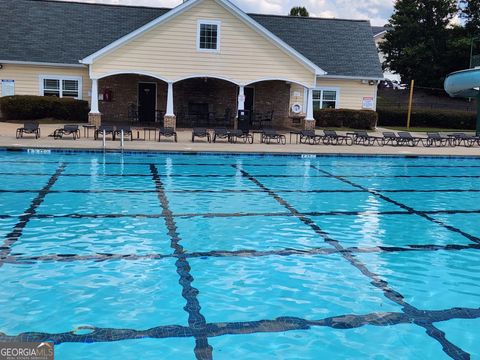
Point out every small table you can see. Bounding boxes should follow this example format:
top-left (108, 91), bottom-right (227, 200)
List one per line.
top-left (251, 130), bottom-right (264, 143)
top-left (289, 131), bottom-right (302, 144)
top-left (143, 127), bottom-right (158, 141)
top-left (82, 124), bottom-right (96, 138)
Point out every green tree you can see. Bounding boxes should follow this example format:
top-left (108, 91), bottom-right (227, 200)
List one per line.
top-left (289, 6), bottom-right (309, 17)
top-left (380, 0), bottom-right (460, 87)
top-left (460, 0), bottom-right (480, 35)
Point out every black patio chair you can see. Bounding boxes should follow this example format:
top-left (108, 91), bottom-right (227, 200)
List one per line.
top-left (94, 125), bottom-right (115, 140)
top-left (228, 129), bottom-right (253, 144)
top-left (213, 128), bottom-right (232, 143)
top-left (262, 128), bottom-right (286, 144)
top-left (448, 133), bottom-right (477, 147)
top-left (16, 122), bottom-right (40, 139)
top-left (192, 127), bottom-right (211, 143)
top-left (382, 132), bottom-right (400, 146)
top-left (424, 132), bottom-right (451, 147)
top-left (299, 130), bottom-right (320, 145)
top-left (159, 127), bottom-right (177, 142)
top-left (261, 110), bottom-right (274, 128)
top-left (348, 130), bottom-right (384, 146)
top-left (397, 132), bottom-right (425, 147)
top-left (321, 130), bottom-right (353, 145)
top-left (113, 125), bottom-right (133, 141)
top-left (53, 124), bottom-right (80, 140)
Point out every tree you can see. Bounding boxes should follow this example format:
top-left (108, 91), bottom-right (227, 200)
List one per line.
top-left (379, 0), bottom-right (460, 87)
top-left (289, 6), bottom-right (309, 17)
top-left (460, 0), bottom-right (480, 35)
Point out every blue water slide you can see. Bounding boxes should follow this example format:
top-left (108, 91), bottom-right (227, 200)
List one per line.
top-left (444, 68), bottom-right (480, 134)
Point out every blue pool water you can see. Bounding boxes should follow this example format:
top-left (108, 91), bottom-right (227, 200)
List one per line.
top-left (0, 151), bottom-right (479, 359)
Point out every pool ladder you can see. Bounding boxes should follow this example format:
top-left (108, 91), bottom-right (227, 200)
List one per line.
top-left (101, 129), bottom-right (125, 152)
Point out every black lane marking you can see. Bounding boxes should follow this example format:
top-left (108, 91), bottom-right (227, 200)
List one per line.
top-left (150, 164), bottom-right (212, 360)
top-left (312, 165), bottom-right (480, 246)
top-left (1, 306), bottom-right (479, 349)
top-left (0, 163), bottom-right (65, 263)
top-left (235, 164), bottom-right (470, 360)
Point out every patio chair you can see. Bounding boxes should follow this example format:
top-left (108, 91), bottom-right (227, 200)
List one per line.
top-left (53, 124), bottom-right (80, 140)
top-left (261, 110), bottom-right (274, 128)
top-left (192, 127), bottom-right (211, 143)
top-left (448, 133), bottom-right (477, 147)
top-left (321, 130), bottom-right (353, 145)
top-left (397, 132), bottom-right (425, 147)
top-left (348, 130), bottom-right (383, 146)
top-left (158, 127), bottom-right (177, 142)
top-left (94, 125), bottom-right (115, 140)
top-left (228, 129), bottom-right (253, 144)
top-left (113, 125), bottom-right (133, 141)
top-left (424, 132), bottom-right (451, 147)
top-left (382, 132), bottom-right (400, 146)
top-left (299, 130), bottom-right (320, 145)
top-left (262, 128), bottom-right (286, 144)
top-left (213, 128), bottom-right (230, 143)
top-left (16, 122), bottom-right (40, 139)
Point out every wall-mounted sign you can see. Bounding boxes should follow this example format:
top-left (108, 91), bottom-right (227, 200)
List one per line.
top-left (362, 96), bottom-right (374, 109)
top-left (1, 80), bottom-right (15, 96)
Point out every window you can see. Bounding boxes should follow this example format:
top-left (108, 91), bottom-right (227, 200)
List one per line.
top-left (312, 89), bottom-right (338, 110)
top-left (39, 76), bottom-right (82, 99)
top-left (197, 20), bottom-right (220, 52)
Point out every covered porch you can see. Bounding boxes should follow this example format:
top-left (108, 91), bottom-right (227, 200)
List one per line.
top-left (92, 73), bottom-right (314, 130)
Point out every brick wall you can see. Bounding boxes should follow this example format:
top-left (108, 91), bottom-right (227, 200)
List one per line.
top-left (252, 80), bottom-right (291, 127)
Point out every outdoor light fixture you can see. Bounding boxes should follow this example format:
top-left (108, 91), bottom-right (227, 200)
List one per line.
top-left (0, 64), bottom-right (3, 70)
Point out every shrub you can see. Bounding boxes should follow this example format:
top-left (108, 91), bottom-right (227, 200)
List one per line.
top-left (314, 109), bottom-right (378, 130)
top-left (377, 108), bottom-right (476, 129)
top-left (0, 95), bottom-right (89, 122)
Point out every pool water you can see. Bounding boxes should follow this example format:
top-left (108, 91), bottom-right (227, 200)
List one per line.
top-left (0, 151), bottom-right (479, 359)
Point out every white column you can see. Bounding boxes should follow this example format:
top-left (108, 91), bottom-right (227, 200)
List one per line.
top-left (237, 85), bottom-right (245, 111)
top-left (166, 82), bottom-right (175, 116)
top-left (90, 78), bottom-right (99, 113)
top-left (306, 88), bottom-right (314, 120)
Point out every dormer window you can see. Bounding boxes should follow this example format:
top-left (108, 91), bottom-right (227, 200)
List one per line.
top-left (197, 20), bottom-right (220, 52)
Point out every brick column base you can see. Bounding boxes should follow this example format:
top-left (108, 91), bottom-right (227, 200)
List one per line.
top-left (88, 113), bottom-right (102, 127)
top-left (164, 115), bottom-right (177, 130)
top-left (304, 119), bottom-right (316, 130)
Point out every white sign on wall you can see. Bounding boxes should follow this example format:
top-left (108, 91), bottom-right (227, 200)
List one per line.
top-left (1, 80), bottom-right (15, 96)
top-left (362, 96), bottom-right (374, 109)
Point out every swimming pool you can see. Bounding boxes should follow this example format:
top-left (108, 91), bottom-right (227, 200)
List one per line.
top-left (0, 150), bottom-right (479, 359)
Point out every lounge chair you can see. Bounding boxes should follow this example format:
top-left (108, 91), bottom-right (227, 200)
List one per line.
top-left (228, 129), bottom-right (253, 144)
top-left (192, 127), bottom-right (211, 142)
top-left (262, 129), bottom-right (286, 144)
top-left (16, 122), bottom-right (40, 139)
top-left (53, 124), bottom-right (80, 140)
top-left (321, 130), bottom-right (353, 145)
top-left (213, 128), bottom-right (230, 143)
top-left (94, 125), bottom-right (115, 140)
top-left (113, 125), bottom-right (132, 141)
top-left (448, 133), bottom-right (477, 147)
top-left (299, 130), bottom-right (320, 145)
top-left (424, 132), bottom-right (451, 147)
top-left (348, 130), bottom-right (384, 146)
top-left (158, 127), bottom-right (177, 142)
top-left (397, 132), bottom-right (425, 147)
top-left (382, 132), bottom-right (400, 146)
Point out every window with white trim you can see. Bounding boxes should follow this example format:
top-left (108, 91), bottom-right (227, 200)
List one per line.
top-left (197, 20), bottom-right (220, 51)
top-left (312, 89), bottom-right (338, 110)
top-left (40, 76), bottom-right (82, 99)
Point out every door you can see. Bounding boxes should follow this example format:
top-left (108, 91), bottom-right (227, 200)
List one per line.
top-left (138, 83), bottom-right (156, 123)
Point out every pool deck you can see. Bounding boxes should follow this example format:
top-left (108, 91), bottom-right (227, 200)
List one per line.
top-left (1, 121), bottom-right (479, 156)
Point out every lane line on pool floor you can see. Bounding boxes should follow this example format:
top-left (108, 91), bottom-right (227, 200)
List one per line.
top-left (0, 163), bottom-right (65, 265)
top-left (150, 164), bottom-right (212, 360)
top-left (310, 165), bottom-right (480, 246)
top-left (235, 164), bottom-right (470, 360)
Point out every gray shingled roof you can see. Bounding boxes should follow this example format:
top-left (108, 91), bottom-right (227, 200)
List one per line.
top-left (0, 0), bottom-right (383, 78)
top-left (371, 26), bottom-right (387, 37)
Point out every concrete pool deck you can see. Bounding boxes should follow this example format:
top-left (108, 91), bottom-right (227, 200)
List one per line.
top-left (1, 122), bottom-right (479, 156)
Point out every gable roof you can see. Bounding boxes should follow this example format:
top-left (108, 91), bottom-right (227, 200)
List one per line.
top-left (371, 26), bottom-right (387, 37)
top-left (0, 0), bottom-right (383, 79)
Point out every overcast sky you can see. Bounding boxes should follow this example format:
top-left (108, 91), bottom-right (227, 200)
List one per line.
top-left (64, 0), bottom-right (394, 25)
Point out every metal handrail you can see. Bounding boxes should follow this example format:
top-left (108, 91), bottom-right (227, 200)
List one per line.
top-left (120, 129), bottom-right (124, 151)
top-left (102, 129), bottom-right (106, 151)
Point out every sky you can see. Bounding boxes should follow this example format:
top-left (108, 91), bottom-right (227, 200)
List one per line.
top-left (62, 0), bottom-right (395, 25)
